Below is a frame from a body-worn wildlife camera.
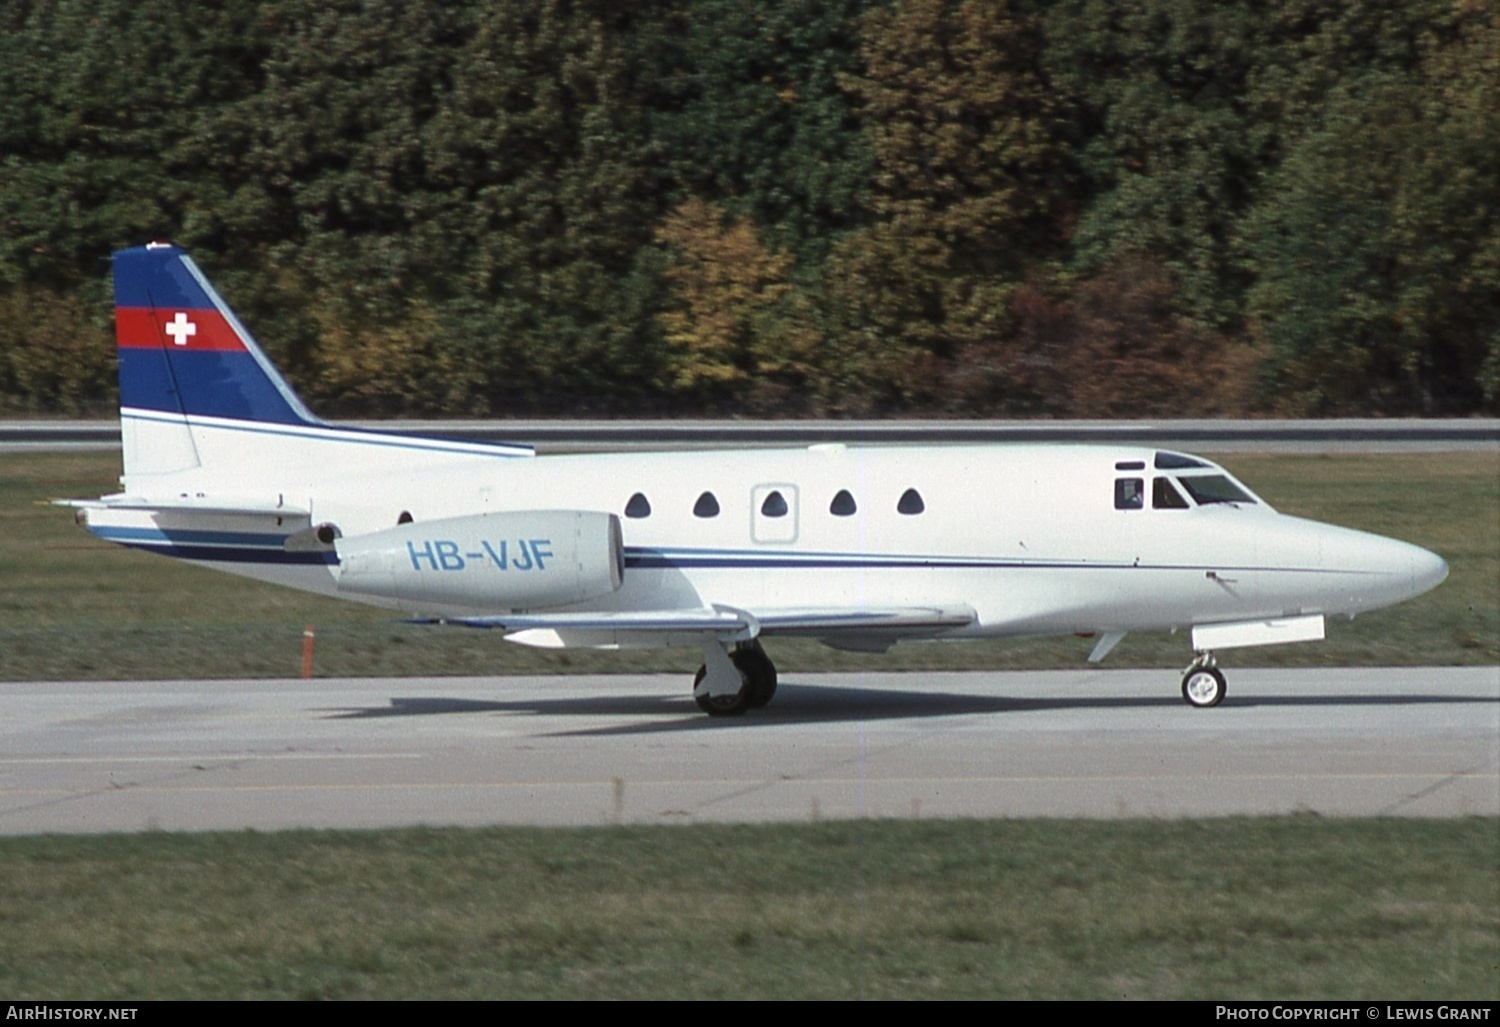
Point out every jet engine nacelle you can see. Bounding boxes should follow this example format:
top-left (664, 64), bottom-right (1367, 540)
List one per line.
top-left (335, 510), bottom-right (624, 611)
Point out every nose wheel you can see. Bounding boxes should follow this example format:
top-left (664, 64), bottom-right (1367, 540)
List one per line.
top-left (1181, 653), bottom-right (1226, 708)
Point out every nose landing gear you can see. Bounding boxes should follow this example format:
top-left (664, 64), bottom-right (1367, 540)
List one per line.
top-left (1181, 652), bottom-right (1226, 707)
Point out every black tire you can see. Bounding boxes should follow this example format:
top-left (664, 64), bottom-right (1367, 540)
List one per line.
top-left (693, 663), bottom-right (750, 716)
top-left (1181, 666), bottom-right (1226, 708)
top-left (733, 646), bottom-right (778, 709)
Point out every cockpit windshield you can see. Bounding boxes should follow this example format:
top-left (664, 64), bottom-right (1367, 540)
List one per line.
top-left (1115, 454), bottom-right (1263, 509)
top-left (1178, 474), bottom-right (1255, 505)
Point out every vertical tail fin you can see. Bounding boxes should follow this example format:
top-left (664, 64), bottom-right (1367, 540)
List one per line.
top-left (113, 243), bottom-right (322, 476)
top-left (111, 242), bottom-right (531, 486)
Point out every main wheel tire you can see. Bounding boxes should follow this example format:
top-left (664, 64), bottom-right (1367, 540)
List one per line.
top-left (1181, 666), bottom-right (1227, 708)
top-left (733, 647), bottom-right (778, 709)
top-left (693, 663), bottom-right (751, 716)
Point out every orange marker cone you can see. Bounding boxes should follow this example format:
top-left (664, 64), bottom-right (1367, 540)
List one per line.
top-left (301, 625), bottom-right (315, 679)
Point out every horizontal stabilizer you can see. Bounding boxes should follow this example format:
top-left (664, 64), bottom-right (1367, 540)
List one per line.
top-left (54, 493), bottom-right (310, 518)
top-left (57, 491), bottom-right (327, 565)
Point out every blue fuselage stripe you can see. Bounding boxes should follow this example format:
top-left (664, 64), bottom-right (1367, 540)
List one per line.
top-left (89, 532), bottom-right (1362, 577)
top-left (116, 542), bottom-right (338, 565)
top-left (90, 526), bottom-right (336, 565)
top-left (93, 526), bottom-right (292, 547)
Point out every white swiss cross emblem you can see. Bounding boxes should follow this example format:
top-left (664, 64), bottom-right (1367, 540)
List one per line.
top-left (164, 312), bottom-right (197, 347)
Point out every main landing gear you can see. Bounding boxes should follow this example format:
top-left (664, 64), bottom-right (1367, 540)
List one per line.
top-left (1181, 651), bottom-right (1226, 708)
top-left (693, 640), bottom-right (778, 716)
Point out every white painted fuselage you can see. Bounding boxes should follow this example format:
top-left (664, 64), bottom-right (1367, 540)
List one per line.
top-left (93, 413), bottom-right (1447, 647)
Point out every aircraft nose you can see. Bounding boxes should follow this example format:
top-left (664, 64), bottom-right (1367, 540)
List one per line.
top-left (1303, 521), bottom-right (1450, 612)
top-left (1410, 544), bottom-right (1449, 597)
top-left (1365, 534), bottom-right (1448, 603)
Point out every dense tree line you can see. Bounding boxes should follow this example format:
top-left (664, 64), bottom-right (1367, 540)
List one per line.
top-left (1, 0), bottom-right (1494, 417)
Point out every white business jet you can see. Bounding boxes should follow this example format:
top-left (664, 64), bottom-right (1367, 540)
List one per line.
top-left (63, 244), bottom-right (1450, 715)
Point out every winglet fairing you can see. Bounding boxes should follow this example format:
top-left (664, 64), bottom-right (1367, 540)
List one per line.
top-left (66, 245), bottom-right (1450, 715)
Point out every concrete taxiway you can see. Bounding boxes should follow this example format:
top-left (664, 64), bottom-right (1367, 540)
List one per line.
top-left (0, 667), bottom-right (1495, 834)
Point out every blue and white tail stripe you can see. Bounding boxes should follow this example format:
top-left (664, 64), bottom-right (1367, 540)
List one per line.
top-left (112, 243), bottom-right (533, 463)
top-left (114, 243), bottom-right (321, 426)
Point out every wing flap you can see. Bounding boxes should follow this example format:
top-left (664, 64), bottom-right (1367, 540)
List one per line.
top-left (755, 605), bottom-right (975, 635)
top-left (414, 608), bottom-right (752, 634)
top-left (417, 603), bottom-right (975, 649)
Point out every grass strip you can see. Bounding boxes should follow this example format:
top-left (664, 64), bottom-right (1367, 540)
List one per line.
top-left (1, 818), bottom-right (1495, 1000)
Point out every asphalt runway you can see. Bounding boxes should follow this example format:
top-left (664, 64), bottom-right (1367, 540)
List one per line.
top-left (1, 667), bottom-right (1494, 834)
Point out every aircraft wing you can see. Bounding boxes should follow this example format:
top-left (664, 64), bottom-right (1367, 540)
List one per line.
top-left (421, 604), bottom-right (975, 651)
top-left (420, 608), bottom-right (751, 634)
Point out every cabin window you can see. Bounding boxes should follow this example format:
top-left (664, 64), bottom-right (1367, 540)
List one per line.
top-left (1179, 475), bottom-right (1255, 505)
top-left (624, 492), bottom-right (651, 518)
top-left (1153, 477), bottom-right (1190, 509)
top-left (752, 484), bottom-right (798, 543)
top-left (830, 489), bottom-right (857, 516)
top-left (397, 510), bottom-right (413, 525)
top-left (693, 491), bottom-right (721, 518)
top-left (1155, 451), bottom-right (1209, 470)
top-left (897, 488), bottom-right (925, 515)
top-left (1114, 478), bottom-right (1144, 510)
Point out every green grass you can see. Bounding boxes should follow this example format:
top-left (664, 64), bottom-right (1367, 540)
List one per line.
top-left (0, 819), bottom-right (1494, 1000)
top-left (1, 451), bottom-right (1496, 680)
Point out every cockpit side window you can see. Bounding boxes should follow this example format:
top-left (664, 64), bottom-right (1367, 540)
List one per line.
top-left (1153, 477), bottom-right (1190, 509)
top-left (1114, 478), bottom-right (1144, 510)
top-left (1179, 475), bottom-right (1255, 505)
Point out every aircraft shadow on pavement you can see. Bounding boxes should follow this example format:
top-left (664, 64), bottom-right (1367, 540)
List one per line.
top-left (319, 681), bottom-right (1491, 735)
top-left (320, 685), bottom-right (1144, 725)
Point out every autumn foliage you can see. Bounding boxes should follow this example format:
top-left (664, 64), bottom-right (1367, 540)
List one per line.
top-left (0, 0), bottom-right (1493, 417)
